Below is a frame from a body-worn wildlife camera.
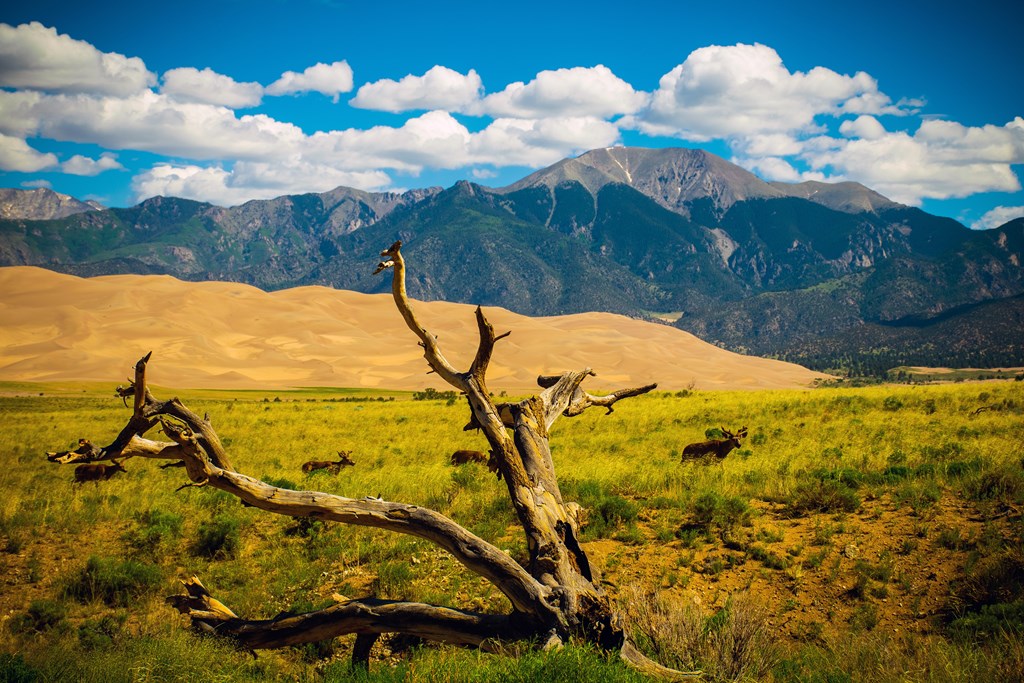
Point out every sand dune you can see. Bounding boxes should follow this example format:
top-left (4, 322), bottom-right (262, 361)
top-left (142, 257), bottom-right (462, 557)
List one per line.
top-left (0, 267), bottom-right (827, 392)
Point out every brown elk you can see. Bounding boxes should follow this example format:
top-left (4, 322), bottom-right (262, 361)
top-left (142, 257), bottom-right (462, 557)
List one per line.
top-left (451, 449), bottom-right (501, 477)
top-left (450, 449), bottom-right (488, 466)
top-left (301, 451), bottom-right (356, 474)
top-left (73, 459), bottom-right (127, 485)
top-left (680, 427), bottom-right (748, 463)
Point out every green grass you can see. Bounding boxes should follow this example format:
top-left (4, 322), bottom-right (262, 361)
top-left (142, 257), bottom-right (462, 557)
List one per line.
top-left (1, 380), bottom-right (1023, 680)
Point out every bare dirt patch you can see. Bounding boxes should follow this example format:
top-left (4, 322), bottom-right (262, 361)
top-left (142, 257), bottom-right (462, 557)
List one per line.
top-left (586, 490), bottom-right (1009, 646)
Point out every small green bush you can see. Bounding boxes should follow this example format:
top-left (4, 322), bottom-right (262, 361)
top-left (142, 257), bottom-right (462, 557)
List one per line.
top-left (63, 556), bottom-right (163, 607)
top-left (687, 491), bottom-right (752, 539)
top-left (787, 479), bottom-right (861, 516)
top-left (124, 507), bottom-right (183, 554)
top-left (194, 513), bottom-right (241, 559)
top-left (78, 613), bottom-right (126, 650)
top-left (9, 599), bottom-right (67, 634)
top-left (0, 653), bottom-right (39, 683)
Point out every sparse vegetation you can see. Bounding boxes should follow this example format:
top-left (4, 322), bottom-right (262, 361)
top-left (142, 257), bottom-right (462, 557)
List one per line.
top-left (1, 379), bottom-right (1022, 680)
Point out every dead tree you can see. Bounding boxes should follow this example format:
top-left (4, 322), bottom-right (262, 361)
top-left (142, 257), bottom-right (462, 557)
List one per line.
top-left (45, 241), bottom-right (695, 679)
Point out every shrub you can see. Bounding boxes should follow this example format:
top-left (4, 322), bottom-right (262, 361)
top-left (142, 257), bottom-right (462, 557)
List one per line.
top-left (688, 491), bottom-right (752, 539)
top-left (563, 479), bottom-right (639, 540)
top-left (0, 654), bottom-right (39, 683)
top-left (621, 587), bottom-right (779, 680)
top-left (194, 513), bottom-right (241, 559)
top-left (748, 544), bottom-right (790, 570)
top-left (9, 599), bottom-right (66, 634)
top-left (63, 556), bottom-right (163, 607)
top-left (787, 479), bottom-right (861, 516)
top-left (78, 614), bottom-right (125, 650)
top-left (124, 508), bottom-right (183, 554)
top-left (949, 601), bottom-right (1024, 639)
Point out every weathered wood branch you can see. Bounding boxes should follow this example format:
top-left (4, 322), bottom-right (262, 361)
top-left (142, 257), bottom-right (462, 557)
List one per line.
top-left (146, 402), bottom-right (556, 621)
top-left (167, 576), bottom-right (531, 650)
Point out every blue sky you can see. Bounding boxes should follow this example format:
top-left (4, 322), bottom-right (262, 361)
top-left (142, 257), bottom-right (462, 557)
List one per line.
top-left (1, 0), bottom-right (1022, 229)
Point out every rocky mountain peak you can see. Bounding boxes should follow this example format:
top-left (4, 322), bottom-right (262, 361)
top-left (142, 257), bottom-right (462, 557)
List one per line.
top-left (0, 187), bottom-right (103, 220)
top-left (497, 146), bottom-right (785, 217)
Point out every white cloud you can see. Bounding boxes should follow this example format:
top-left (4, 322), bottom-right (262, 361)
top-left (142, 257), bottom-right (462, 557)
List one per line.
top-left (61, 152), bottom-right (123, 176)
top-left (971, 205), bottom-right (1024, 230)
top-left (25, 91), bottom-right (306, 161)
top-left (738, 156), bottom-right (806, 183)
top-left (351, 66), bottom-right (482, 113)
top-left (0, 90), bottom-right (44, 137)
top-left (736, 133), bottom-right (804, 157)
top-left (629, 43), bottom-right (899, 141)
top-left (131, 161), bottom-right (391, 206)
top-left (469, 116), bottom-right (621, 166)
top-left (839, 115), bottom-right (887, 140)
top-left (266, 61), bottom-right (353, 101)
top-left (803, 117), bottom-right (1024, 204)
top-left (118, 110), bottom-right (619, 204)
top-left (21, 179), bottom-right (52, 189)
top-left (160, 67), bottom-right (263, 108)
top-left (479, 65), bottom-right (647, 118)
top-left (0, 132), bottom-right (57, 172)
top-left (471, 168), bottom-right (497, 180)
top-left (0, 22), bottom-right (155, 96)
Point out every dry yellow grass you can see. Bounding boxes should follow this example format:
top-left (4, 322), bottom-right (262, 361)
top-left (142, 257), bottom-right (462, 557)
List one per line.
top-left (0, 266), bottom-right (826, 392)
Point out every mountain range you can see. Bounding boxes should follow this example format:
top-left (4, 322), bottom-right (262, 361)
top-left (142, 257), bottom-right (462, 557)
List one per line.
top-left (1, 147), bottom-right (1021, 375)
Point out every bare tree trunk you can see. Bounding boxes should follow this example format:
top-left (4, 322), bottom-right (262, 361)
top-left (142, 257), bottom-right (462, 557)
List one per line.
top-left (47, 240), bottom-right (698, 680)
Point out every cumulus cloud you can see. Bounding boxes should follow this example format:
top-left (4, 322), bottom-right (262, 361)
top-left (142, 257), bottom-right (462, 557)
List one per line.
top-left (266, 61), bottom-right (353, 101)
top-left (629, 43), bottom-right (899, 141)
top-left (802, 117), bottom-right (1024, 204)
top-left (21, 91), bottom-right (306, 161)
top-left (61, 152), bottom-right (124, 176)
top-left (0, 132), bottom-right (58, 172)
top-left (469, 116), bottom-right (621, 166)
top-left (479, 65), bottom-right (647, 119)
top-left (0, 22), bottom-right (155, 96)
top-left (970, 205), bottom-right (1024, 230)
top-left (351, 66), bottom-right (482, 113)
top-left (160, 67), bottom-right (263, 108)
top-left (21, 179), bottom-right (52, 189)
top-left (839, 115), bottom-right (887, 140)
top-left (0, 90), bottom-right (44, 137)
top-left (131, 161), bottom-right (391, 206)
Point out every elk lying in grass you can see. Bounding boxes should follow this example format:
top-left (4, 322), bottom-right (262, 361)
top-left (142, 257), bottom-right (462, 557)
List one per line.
top-left (301, 451), bottom-right (355, 475)
top-left (73, 459), bottom-right (127, 485)
top-left (681, 426), bottom-right (748, 463)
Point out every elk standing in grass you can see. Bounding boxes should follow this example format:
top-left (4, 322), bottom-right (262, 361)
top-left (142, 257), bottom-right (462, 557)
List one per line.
top-left (681, 426), bottom-right (748, 463)
top-left (450, 449), bottom-right (487, 465)
top-left (302, 451), bottom-right (355, 474)
top-left (73, 459), bottom-right (128, 485)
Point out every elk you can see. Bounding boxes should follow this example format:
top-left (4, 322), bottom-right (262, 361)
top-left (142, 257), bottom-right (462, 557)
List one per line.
top-left (450, 449), bottom-right (488, 466)
top-left (73, 459), bottom-right (127, 485)
top-left (680, 426), bottom-right (748, 463)
top-left (301, 451), bottom-right (355, 474)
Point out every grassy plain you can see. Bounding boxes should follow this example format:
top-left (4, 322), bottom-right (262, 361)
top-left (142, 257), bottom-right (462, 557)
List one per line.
top-left (1, 379), bottom-right (1022, 682)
